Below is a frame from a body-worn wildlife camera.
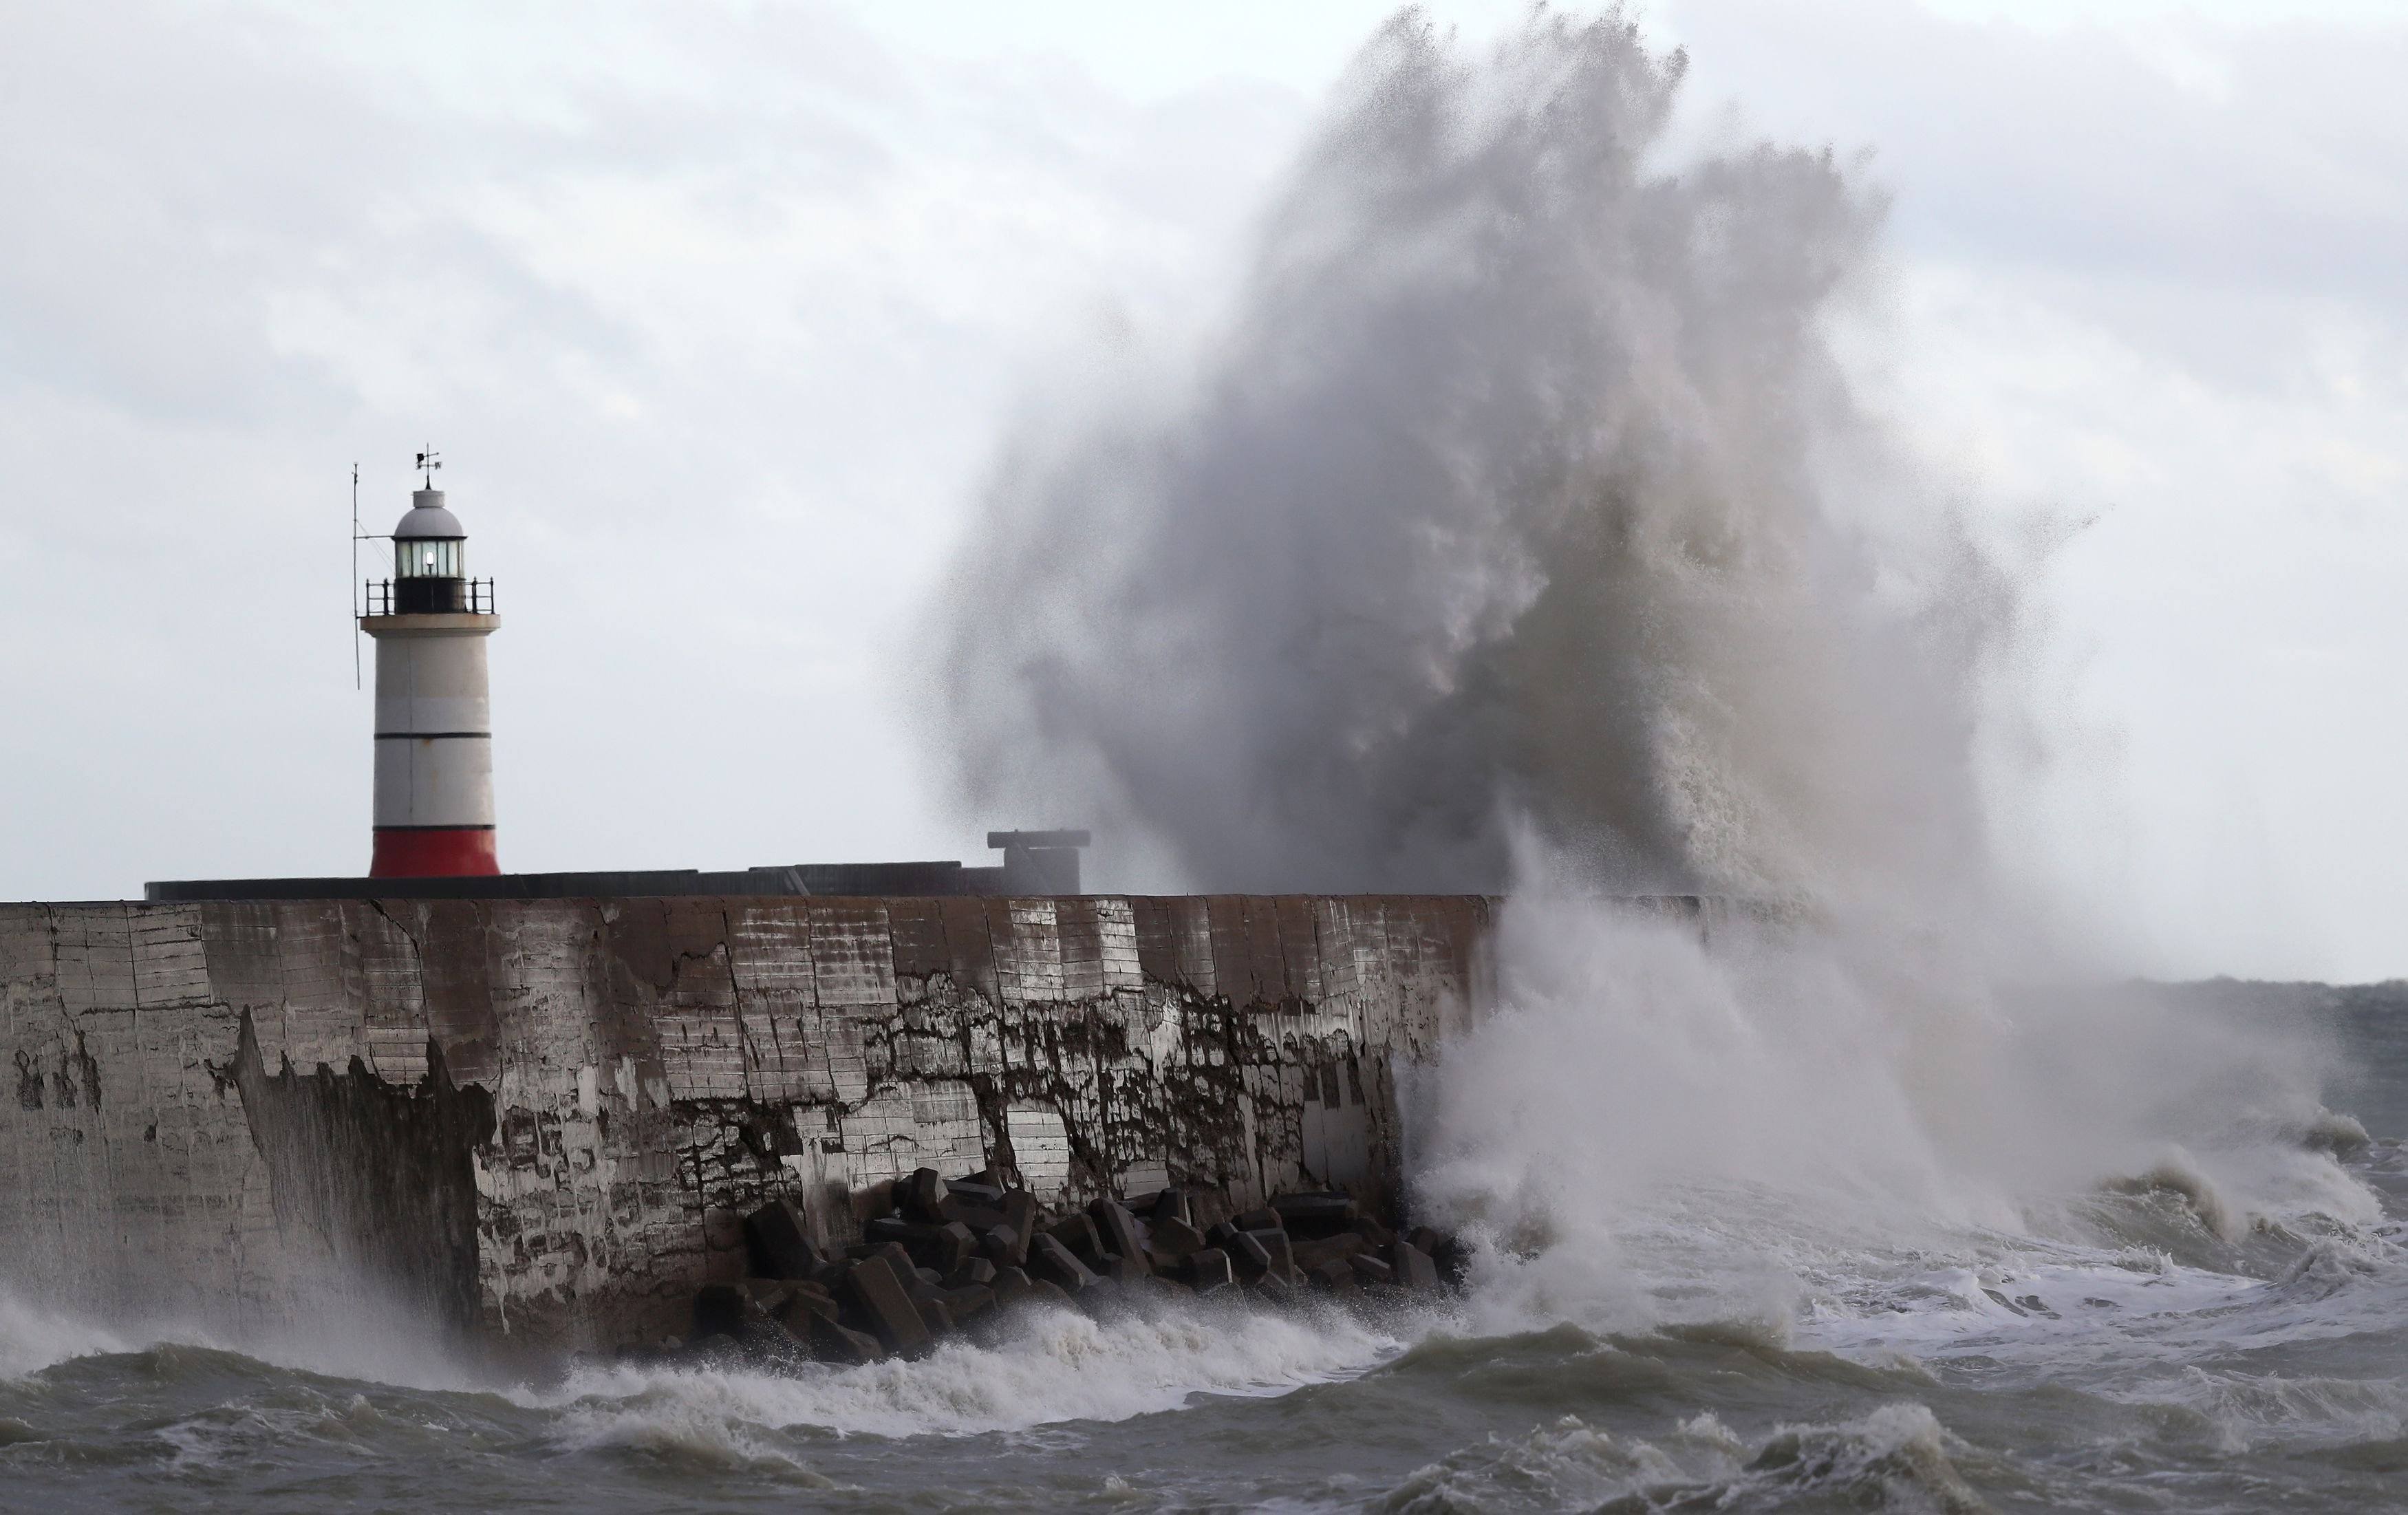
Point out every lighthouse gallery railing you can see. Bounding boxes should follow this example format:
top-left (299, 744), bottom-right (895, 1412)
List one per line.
top-left (363, 579), bottom-right (497, 616)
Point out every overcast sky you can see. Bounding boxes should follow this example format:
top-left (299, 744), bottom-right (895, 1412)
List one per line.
top-left (2, 1), bottom-right (2401, 981)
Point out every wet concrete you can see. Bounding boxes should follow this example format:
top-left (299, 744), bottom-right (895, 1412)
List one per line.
top-left (0, 896), bottom-right (1503, 1351)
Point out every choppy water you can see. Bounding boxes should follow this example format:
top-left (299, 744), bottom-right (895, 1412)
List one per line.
top-left (4, 982), bottom-right (2403, 1514)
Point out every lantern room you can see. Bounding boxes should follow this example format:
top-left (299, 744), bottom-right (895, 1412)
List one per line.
top-left (391, 488), bottom-right (473, 613)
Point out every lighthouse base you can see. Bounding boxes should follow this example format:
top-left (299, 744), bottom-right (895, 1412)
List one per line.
top-left (371, 827), bottom-right (499, 877)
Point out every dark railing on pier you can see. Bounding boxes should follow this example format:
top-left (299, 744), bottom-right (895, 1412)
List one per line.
top-left (363, 578), bottom-right (496, 616)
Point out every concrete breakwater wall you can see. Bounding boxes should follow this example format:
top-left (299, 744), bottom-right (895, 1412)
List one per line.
top-left (0, 894), bottom-right (1497, 1353)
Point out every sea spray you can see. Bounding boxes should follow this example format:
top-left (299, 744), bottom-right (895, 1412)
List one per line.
top-left (1406, 892), bottom-right (2385, 1345)
top-left (931, 10), bottom-right (2006, 919)
top-left (539, 1292), bottom-right (1408, 1443)
top-left (0, 1289), bottom-right (129, 1380)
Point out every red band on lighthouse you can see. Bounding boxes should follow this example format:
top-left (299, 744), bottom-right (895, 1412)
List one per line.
top-left (370, 827), bottom-right (499, 878)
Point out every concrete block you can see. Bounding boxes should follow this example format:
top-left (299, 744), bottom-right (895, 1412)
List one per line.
top-left (1144, 1188), bottom-right (1192, 1228)
top-left (934, 1221), bottom-right (977, 1274)
top-left (1026, 1233), bottom-right (1098, 1293)
top-left (1272, 1192), bottom-right (1357, 1234)
top-left (1189, 1188), bottom-right (1234, 1232)
top-left (1292, 1233), bottom-right (1366, 1271)
top-left (744, 1277), bottom-right (840, 1328)
top-left (938, 1285), bottom-right (993, 1322)
top-left (898, 1167), bottom-right (950, 1224)
top-left (809, 1313), bottom-right (884, 1364)
top-left (978, 1224), bottom-right (1025, 1271)
top-left (920, 1296), bottom-right (956, 1336)
top-left (1187, 1248), bottom-right (1234, 1295)
top-left (1306, 1258), bottom-right (1357, 1291)
top-left (1389, 1239), bottom-right (1440, 1291)
top-left (999, 1192), bottom-right (1039, 1256)
top-left (694, 1283), bottom-right (808, 1362)
top-left (1049, 1212), bottom-right (1105, 1265)
top-left (1220, 1227), bottom-right (1273, 1281)
top-left (863, 1216), bottom-right (934, 1250)
top-left (1145, 1216), bottom-right (1207, 1266)
top-left (947, 1202), bottom-right (1009, 1233)
top-left (1086, 1199), bottom-right (1150, 1276)
top-left (839, 1254), bottom-right (930, 1355)
top-left (1247, 1227), bottom-right (1298, 1282)
top-left (1348, 1254), bottom-right (1394, 1287)
top-left (947, 1257), bottom-right (997, 1289)
top-left (742, 1197), bottom-right (822, 1280)
top-left (846, 1238), bottom-right (917, 1274)
top-left (775, 1287), bottom-right (841, 1333)
top-left (1024, 1278), bottom-right (1075, 1311)
top-left (947, 1179), bottom-right (1007, 1210)
top-left (864, 1216), bottom-right (974, 1274)
top-left (1097, 1254), bottom-right (1148, 1285)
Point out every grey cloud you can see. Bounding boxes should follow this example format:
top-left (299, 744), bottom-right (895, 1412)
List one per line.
top-left (1668, 1), bottom-right (2408, 316)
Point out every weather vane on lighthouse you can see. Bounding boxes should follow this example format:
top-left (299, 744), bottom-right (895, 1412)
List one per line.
top-left (358, 452), bottom-right (502, 877)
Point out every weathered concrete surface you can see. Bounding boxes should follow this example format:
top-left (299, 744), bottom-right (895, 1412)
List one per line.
top-left (0, 896), bottom-right (1497, 1352)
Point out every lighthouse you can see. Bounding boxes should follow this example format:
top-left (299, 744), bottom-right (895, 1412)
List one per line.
top-left (143, 450), bottom-right (1097, 903)
top-left (361, 456), bottom-right (500, 876)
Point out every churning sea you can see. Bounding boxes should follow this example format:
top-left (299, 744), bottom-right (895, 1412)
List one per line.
top-left (1, 976), bottom-right (2402, 1514)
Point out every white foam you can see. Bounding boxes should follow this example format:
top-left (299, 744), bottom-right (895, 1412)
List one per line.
top-left (536, 1293), bottom-right (1409, 1444)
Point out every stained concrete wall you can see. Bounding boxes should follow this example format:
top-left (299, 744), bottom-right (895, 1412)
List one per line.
top-left (0, 896), bottom-right (1497, 1353)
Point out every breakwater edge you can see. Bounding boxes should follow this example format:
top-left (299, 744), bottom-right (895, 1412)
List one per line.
top-left (0, 892), bottom-right (1553, 1357)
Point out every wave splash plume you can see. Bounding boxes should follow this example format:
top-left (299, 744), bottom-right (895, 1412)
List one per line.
top-left (933, 10), bottom-right (1999, 918)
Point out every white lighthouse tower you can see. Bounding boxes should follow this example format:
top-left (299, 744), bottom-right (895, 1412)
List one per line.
top-left (361, 454), bottom-right (500, 877)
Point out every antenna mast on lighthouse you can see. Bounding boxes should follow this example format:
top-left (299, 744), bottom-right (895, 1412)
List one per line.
top-left (350, 462), bottom-right (361, 689)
